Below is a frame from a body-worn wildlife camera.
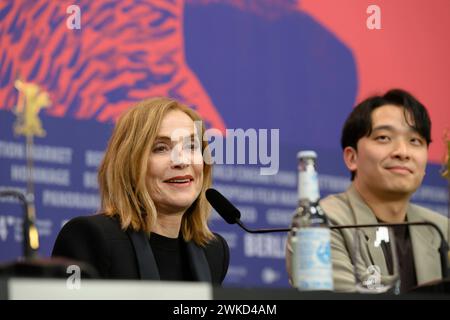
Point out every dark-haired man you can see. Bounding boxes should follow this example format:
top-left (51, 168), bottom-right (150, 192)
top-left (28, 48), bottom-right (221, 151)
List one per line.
top-left (286, 89), bottom-right (448, 293)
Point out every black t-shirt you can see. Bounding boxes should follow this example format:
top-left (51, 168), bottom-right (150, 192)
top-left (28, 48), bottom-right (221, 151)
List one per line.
top-left (149, 232), bottom-right (194, 281)
top-left (378, 221), bottom-right (417, 293)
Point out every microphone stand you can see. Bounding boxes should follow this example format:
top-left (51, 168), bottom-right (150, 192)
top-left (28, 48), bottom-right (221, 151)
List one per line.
top-left (0, 190), bottom-right (39, 260)
top-left (232, 218), bottom-right (449, 280)
top-left (235, 220), bottom-right (290, 234)
top-left (0, 190), bottom-right (99, 279)
top-left (207, 188), bottom-right (450, 285)
top-left (331, 221), bottom-right (449, 279)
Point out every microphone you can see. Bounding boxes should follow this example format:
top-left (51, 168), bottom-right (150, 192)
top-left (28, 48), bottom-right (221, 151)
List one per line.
top-left (0, 189), bottom-right (99, 279)
top-left (206, 188), bottom-right (449, 279)
top-left (0, 189), bottom-right (39, 259)
top-left (206, 188), bottom-right (290, 233)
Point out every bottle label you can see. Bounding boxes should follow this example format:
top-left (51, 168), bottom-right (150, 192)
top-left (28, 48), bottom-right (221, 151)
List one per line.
top-left (292, 228), bottom-right (333, 290)
top-left (298, 170), bottom-right (319, 202)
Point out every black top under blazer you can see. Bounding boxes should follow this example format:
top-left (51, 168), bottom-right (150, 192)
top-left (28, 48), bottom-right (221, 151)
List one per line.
top-left (52, 214), bottom-right (229, 285)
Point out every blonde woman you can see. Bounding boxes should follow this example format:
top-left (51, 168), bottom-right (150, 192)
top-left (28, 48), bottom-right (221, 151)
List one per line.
top-left (52, 97), bottom-right (229, 284)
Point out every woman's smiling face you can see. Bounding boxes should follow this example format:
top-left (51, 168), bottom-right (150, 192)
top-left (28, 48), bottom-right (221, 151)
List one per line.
top-left (146, 110), bottom-right (204, 215)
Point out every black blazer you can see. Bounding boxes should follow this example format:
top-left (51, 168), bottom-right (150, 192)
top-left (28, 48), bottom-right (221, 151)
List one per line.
top-left (52, 214), bottom-right (229, 285)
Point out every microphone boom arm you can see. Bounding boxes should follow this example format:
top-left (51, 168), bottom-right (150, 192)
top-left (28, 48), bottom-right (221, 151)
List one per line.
top-left (206, 188), bottom-right (449, 279)
top-left (235, 217), bottom-right (449, 279)
top-left (331, 221), bottom-right (449, 279)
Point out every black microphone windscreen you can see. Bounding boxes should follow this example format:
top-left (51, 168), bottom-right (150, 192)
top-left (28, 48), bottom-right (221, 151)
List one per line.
top-left (205, 188), bottom-right (241, 224)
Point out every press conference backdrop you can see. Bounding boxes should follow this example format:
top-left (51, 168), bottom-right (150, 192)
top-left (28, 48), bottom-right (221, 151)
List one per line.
top-left (0, 0), bottom-right (449, 288)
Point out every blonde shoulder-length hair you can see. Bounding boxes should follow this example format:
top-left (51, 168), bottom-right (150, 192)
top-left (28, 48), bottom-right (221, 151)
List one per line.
top-left (98, 97), bottom-right (214, 246)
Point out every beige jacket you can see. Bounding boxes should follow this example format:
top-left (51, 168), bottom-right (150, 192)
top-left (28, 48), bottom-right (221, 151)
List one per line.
top-left (286, 184), bottom-right (449, 292)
